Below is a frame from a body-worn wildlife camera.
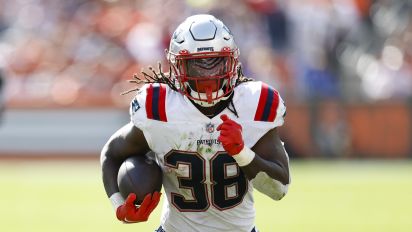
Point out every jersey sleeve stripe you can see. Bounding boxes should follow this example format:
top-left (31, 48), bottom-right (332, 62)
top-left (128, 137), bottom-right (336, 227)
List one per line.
top-left (145, 84), bottom-right (167, 122)
top-left (158, 84), bottom-right (168, 122)
top-left (146, 84), bottom-right (154, 119)
top-left (254, 83), bottom-right (269, 121)
top-left (261, 88), bottom-right (274, 121)
top-left (267, 90), bottom-right (280, 122)
top-left (254, 83), bottom-right (279, 122)
top-left (152, 85), bottom-right (161, 120)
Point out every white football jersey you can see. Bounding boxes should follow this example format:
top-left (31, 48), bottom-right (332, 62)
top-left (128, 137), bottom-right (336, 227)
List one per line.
top-left (130, 81), bottom-right (286, 232)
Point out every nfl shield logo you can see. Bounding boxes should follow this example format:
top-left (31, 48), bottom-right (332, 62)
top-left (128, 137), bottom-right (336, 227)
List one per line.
top-left (206, 123), bottom-right (215, 133)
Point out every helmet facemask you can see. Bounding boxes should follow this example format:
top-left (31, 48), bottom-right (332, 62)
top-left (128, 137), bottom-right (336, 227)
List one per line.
top-left (170, 49), bottom-right (238, 107)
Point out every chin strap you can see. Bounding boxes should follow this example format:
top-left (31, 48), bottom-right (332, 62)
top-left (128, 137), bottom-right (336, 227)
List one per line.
top-left (205, 87), bottom-right (213, 104)
top-left (187, 79), bottom-right (233, 107)
top-left (188, 87), bottom-right (230, 107)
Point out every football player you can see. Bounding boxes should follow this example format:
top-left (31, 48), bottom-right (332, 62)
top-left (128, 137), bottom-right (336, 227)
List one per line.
top-left (101, 14), bottom-right (290, 232)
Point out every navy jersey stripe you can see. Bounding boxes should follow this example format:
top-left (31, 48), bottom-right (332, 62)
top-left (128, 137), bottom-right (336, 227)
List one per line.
top-left (151, 86), bottom-right (160, 120)
top-left (261, 88), bottom-right (274, 121)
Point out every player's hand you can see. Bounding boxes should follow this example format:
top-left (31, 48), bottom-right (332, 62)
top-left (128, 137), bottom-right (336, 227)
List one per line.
top-left (116, 192), bottom-right (161, 223)
top-left (217, 114), bottom-right (244, 156)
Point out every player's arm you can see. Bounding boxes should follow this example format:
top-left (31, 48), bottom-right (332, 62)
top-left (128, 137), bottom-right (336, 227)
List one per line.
top-left (101, 122), bottom-right (150, 197)
top-left (243, 128), bottom-right (290, 200)
top-left (217, 115), bottom-right (290, 200)
top-left (100, 122), bottom-right (160, 223)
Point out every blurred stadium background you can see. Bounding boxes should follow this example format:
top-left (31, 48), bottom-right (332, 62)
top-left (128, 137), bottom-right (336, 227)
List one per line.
top-left (0, 0), bottom-right (411, 231)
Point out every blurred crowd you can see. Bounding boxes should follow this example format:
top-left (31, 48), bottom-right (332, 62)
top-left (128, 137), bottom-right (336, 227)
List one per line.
top-left (0, 0), bottom-right (411, 159)
top-left (0, 0), bottom-right (411, 108)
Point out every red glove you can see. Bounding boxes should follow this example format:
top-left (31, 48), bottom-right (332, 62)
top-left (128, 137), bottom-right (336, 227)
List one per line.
top-left (116, 192), bottom-right (161, 223)
top-left (217, 114), bottom-right (245, 156)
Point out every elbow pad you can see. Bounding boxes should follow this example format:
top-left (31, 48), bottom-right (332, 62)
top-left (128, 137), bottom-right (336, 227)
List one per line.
top-left (251, 172), bottom-right (289, 200)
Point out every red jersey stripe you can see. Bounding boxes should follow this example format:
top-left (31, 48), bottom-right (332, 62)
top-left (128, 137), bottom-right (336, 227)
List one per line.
top-left (254, 83), bottom-right (269, 121)
top-left (146, 84), bottom-right (154, 119)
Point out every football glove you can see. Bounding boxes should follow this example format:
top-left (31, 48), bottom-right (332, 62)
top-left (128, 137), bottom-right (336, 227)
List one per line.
top-left (116, 192), bottom-right (161, 223)
top-left (217, 114), bottom-right (255, 166)
top-left (217, 114), bottom-right (244, 155)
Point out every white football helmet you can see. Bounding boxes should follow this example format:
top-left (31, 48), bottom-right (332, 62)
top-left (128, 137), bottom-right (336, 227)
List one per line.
top-left (167, 14), bottom-right (239, 107)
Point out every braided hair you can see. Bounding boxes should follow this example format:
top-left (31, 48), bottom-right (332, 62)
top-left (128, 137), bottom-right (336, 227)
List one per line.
top-left (121, 63), bottom-right (178, 95)
top-left (122, 62), bottom-right (252, 95)
top-left (122, 63), bottom-right (253, 118)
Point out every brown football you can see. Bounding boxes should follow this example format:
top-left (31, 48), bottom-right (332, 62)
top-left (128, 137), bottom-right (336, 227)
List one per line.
top-left (117, 155), bottom-right (162, 204)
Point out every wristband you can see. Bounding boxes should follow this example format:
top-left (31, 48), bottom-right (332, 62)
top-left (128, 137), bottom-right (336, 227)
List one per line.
top-left (233, 146), bottom-right (255, 167)
top-left (109, 192), bottom-right (125, 211)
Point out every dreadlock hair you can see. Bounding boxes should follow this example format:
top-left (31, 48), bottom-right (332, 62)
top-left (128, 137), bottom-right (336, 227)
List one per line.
top-left (234, 64), bottom-right (253, 86)
top-left (121, 62), bottom-right (178, 95)
top-left (122, 62), bottom-right (253, 118)
top-left (122, 62), bottom-right (252, 95)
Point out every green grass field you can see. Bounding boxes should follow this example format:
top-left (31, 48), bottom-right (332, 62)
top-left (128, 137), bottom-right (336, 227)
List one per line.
top-left (1, 159), bottom-right (411, 232)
